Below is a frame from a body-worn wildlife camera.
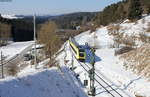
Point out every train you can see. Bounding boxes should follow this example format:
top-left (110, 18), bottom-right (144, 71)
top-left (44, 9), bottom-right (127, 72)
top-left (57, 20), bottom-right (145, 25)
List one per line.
top-left (69, 37), bottom-right (86, 62)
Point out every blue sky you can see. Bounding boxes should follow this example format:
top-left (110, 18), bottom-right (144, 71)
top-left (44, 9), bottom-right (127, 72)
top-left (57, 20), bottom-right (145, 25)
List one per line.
top-left (0, 0), bottom-right (121, 15)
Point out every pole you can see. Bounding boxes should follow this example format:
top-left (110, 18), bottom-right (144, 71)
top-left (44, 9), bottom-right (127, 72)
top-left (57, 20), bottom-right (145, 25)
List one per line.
top-left (1, 51), bottom-right (4, 78)
top-left (89, 48), bottom-right (95, 96)
top-left (33, 15), bottom-right (37, 69)
top-left (71, 53), bottom-right (74, 70)
top-left (92, 49), bottom-right (95, 96)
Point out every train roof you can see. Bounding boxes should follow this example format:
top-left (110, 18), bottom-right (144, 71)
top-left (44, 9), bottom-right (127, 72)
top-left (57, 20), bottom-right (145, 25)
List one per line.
top-left (69, 37), bottom-right (80, 47)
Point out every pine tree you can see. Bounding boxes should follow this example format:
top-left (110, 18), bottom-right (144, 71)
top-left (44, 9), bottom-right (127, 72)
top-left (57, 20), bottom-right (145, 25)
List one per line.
top-left (147, 7), bottom-right (150, 14)
top-left (128, 0), bottom-right (143, 20)
top-left (128, 0), bottom-right (142, 19)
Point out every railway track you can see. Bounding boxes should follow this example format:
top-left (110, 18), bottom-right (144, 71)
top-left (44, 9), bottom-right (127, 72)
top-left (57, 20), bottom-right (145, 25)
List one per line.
top-left (74, 56), bottom-right (123, 97)
top-left (68, 45), bottom-right (123, 97)
top-left (65, 40), bottom-right (128, 97)
top-left (84, 62), bottom-right (123, 97)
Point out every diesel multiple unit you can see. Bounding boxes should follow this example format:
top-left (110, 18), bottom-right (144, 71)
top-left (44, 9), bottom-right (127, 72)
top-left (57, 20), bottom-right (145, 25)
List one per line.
top-left (69, 37), bottom-right (86, 62)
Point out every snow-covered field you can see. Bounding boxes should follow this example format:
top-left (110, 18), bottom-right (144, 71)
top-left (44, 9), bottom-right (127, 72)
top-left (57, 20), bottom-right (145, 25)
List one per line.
top-left (0, 41), bottom-right (34, 60)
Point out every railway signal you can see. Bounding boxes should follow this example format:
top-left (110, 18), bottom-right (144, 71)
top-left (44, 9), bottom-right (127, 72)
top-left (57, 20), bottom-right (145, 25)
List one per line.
top-left (88, 48), bottom-right (96, 96)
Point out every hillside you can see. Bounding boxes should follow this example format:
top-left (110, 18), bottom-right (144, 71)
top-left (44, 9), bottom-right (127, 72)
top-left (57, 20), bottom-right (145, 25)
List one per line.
top-left (107, 15), bottom-right (150, 78)
top-left (19, 12), bottom-right (97, 29)
top-left (121, 43), bottom-right (150, 78)
top-left (57, 15), bottom-right (150, 97)
top-left (94, 0), bottom-right (150, 26)
top-left (49, 12), bottom-right (97, 29)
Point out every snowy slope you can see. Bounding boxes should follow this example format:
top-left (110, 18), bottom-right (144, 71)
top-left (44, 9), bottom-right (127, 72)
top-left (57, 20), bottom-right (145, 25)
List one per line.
top-left (0, 67), bottom-right (87, 97)
top-left (57, 15), bottom-right (150, 97)
top-left (0, 41), bottom-right (34, 60)
top-left (109, 15), bottom-right (150, 47)
top-left (120, 17), bottom-right (150, 36)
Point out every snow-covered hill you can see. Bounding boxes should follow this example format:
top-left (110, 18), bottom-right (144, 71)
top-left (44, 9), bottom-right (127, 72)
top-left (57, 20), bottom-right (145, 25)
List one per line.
top-left (57, 15), bottom-right (150, 97)
top-left (1, 14), bottom-right (23, 19)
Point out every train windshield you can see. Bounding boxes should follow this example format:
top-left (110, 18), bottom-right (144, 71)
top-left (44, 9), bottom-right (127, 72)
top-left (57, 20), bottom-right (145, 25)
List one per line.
top-left (79, 53), bottom-right (84, 57)
top-left (79, 49), bottom-right (84, 52)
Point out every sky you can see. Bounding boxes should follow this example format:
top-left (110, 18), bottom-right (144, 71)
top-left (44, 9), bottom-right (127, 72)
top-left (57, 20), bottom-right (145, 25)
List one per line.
top-left (0, 0), bottom-right (122, 15)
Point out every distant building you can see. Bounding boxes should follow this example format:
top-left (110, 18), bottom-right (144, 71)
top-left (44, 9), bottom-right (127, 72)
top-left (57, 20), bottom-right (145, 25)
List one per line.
top-left (76, 26), bottom-right (80, 30)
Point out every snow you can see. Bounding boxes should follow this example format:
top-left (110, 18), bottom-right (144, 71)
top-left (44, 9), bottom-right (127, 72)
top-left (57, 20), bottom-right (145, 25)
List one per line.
top-left (0, 41), bottom-right (88, 97)
top-left (0, 67), bottom-right (87, 97)
top-left (94, 48), bottom-right (150, 97)
top-left (57, 15), bottom-right (150, 97)
top-left (75, 28), bottom-right (114, 48)
top-left (0, 41), bottom-right (34, 60)
top-left (120, 16), bottom-right (150, 36)
top-left (0, 14), bottom-right (150, 97)
top-left (1, 14), bottom-right (23, 19)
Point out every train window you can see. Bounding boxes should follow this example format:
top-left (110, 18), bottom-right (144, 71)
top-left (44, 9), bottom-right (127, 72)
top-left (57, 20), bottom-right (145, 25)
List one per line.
top-left (79, 53), bottom-right (84, 57)
top-left (79, 49), bottom-right (84, 52)
top-left (78, 46), bottom-right (82, 48)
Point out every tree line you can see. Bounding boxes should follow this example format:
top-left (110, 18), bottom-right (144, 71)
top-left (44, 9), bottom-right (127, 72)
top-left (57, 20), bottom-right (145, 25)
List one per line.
top-left (0, 12), bottom-right (97, 45)
top-left (94, 0), bottom-right (150, 26)
top-left (49, 12), bottom-right (97, 29)
top-left (0, 14), bottom-right (34, 44)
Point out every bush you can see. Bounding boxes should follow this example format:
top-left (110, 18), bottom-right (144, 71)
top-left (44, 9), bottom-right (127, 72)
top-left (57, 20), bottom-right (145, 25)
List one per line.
top-left (139, 33), bottom-right (150, 43)
top-left (135, 95), bottom-right (144, 97)
top-left (121, 37), bottom-right (136, 47)
top-left (146, 23), bottom-right (150, 32)
top-left (115, 46), bottom-right (134, 56)
top-left (46, 58), bottom-right (58, 68)
top-left (107, 24), bottom-right (121, 35)
top-left (120, 43), bottom-right (150, 78)
top-left (6, 64), bottom-right (19, 76)
top-left (113, 35), bottom-right (136, 48)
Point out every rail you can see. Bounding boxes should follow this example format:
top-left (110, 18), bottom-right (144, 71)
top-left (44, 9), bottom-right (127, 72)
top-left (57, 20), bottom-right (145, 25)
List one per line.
top-left (68, 42), bottom-right (123, 97)
top-left (84, 62), bottom-right (123, 97)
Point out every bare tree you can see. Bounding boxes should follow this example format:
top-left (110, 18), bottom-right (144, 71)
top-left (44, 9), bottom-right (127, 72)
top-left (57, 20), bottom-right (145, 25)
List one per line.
top-left (6, 62), bottom-right (19, 76)
top-left (38, 21), bottom-right (60, 66)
